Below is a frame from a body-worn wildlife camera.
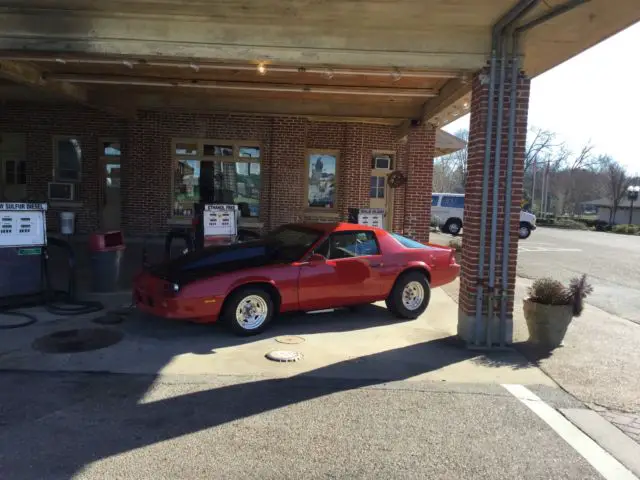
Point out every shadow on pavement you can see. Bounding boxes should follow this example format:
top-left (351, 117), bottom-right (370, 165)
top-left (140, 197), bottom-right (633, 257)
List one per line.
top-left (0, 334), bottom-right (524, 478)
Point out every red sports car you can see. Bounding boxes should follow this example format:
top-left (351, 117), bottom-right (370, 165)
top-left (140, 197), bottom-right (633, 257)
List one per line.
top-left (133, 223), bottom-right (460, 335)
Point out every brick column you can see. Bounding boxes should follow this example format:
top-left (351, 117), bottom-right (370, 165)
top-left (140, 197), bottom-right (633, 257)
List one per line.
top-left (269, 117), bottom-right (308, 228)
top-left (458, 67), bottom-right (531, 345)
top-left (403, 123), bottom-right (436, 243)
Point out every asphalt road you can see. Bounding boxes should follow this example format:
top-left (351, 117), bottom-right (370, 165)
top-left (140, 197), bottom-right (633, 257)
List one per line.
top-left (431, 226), bottom-right (640, 324)
top-left (516, 227), bottom-right (640, 325)
top-left (0, 372), bottom-right (604, 480)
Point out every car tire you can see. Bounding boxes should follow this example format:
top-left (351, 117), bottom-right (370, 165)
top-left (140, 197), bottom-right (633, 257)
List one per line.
top-left (386, 271), bottom-right (431, 320)
top-left (445, 219), bottom-right (462, 236)
top-left (518, 222), bottom-right (532, 240)
top-left (223, 286), bottom-right (275, 336)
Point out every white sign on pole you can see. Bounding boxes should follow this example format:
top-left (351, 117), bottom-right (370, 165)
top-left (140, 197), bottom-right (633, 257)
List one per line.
top-left (203, 204), bottom-right (238, 236)
top-left (0, 203), bottom-right (48, 247)
top-left (358, 208), bottom-right (385, 229)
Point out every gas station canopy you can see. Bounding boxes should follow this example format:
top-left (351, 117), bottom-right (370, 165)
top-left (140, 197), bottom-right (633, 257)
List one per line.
top-left (0, 0), bottom-right (637, 127)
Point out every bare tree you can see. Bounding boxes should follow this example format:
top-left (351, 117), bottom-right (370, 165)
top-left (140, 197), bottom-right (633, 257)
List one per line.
top-left (603, 158), bottom-right (628, 224)
top-left (525, 127), bottom-right (558, 173)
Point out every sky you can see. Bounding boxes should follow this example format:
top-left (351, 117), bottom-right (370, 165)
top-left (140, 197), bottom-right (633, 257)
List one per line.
top-left (444, 21), bottom-right (640, 175)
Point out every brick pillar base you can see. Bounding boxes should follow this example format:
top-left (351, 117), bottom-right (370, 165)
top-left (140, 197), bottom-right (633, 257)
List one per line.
top-left (458, 67), bottom-right (531, 345)
top-left (404, 123), bottom-right (436, 244)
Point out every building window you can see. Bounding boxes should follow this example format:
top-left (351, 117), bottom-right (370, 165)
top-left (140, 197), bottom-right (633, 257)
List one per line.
top-left (102, 141), bottom-right (121, 157)
top-left (306, 151), bottom-right (338, 209)
top-left (172, 139), bottom-right (261, 218)
top-left (370, 176), bottom-right (385, 198)
top-left (4, 160), bottom-right (26, 185)
top-left (54, 137), bottom-right (82, 182)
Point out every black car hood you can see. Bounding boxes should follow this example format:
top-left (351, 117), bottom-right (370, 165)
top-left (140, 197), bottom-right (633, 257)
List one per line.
top-left (148, 240), bottom-right (288, 284)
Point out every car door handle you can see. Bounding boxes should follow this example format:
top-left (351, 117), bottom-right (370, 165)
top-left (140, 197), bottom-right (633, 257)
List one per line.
top-left (369, 262), bottom-right (384, 268)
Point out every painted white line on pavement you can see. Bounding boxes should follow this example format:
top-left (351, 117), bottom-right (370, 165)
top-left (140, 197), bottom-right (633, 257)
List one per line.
top-left (518, 247), bottom-right (582, 252)
top-left (502, 384), bottom-right (638, 480)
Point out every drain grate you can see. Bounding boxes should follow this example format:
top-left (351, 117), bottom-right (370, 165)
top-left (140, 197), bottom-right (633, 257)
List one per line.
top-left (33, 328), bottom-right (123, 354)
top-left (275, 335), bottom-right (305, 345)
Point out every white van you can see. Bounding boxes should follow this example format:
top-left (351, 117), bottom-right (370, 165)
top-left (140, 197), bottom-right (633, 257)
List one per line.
top-left (431, 193), bottom-right (536, 239)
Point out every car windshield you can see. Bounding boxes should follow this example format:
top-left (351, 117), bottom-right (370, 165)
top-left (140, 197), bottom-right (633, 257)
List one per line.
top-left (391, 233), bottom-right (427, 249)
top-left (263, 225), bottom-right (324, 261)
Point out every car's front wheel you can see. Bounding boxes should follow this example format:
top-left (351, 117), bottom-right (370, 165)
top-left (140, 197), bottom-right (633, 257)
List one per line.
top-left (223, 286), bottom-right (275, 336)
top-left (386, 271), bottom-right (431, 319)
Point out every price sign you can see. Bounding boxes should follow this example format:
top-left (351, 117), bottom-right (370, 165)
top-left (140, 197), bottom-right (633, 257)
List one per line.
top-left (358, 208), bottom-right (385, 229)
top-left (0, 203), bottom-right (48, 247)
top-left (203, 204), bottom-right (238, 236)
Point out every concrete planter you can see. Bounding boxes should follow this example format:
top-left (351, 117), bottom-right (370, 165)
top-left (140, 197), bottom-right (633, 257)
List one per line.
top-left (523, 298), bottom-right (574, 349)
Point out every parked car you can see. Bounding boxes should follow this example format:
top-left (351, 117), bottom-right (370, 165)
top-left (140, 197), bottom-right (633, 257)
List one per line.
top-left (431, 192), bottom-right (537, 239)
top-left (134, 223), bottom-right (460, 335)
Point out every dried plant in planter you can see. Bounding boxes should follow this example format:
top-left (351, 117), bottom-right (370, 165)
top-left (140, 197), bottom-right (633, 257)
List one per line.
top-left (524, 274), bottom-right (593, 349)
top-left (528, 278), bottom-right (570, 306)
top-left (568, 274), bottom-right (594, 317)
top-left (527, 275), bottom-right (593, 316)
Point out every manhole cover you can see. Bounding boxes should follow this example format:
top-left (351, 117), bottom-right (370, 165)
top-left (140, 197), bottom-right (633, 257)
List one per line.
top-left (92, 313), bottom-right (124, 325)
top-left (32, 328), bottom-right (124, 354)
top-left (265, 350), bottom-right (303, 362)
top-left (275, 335), bottom-right (305, 344)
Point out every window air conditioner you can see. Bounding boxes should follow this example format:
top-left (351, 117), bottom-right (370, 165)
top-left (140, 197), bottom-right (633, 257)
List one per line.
top-left (48, 182), bottom-right (75, 201)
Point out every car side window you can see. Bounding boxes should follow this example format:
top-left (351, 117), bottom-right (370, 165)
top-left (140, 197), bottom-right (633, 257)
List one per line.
top-left (313, 238), bottom-right (330, 258)
top-left (432, 195), bottom-right (440, 206)
top-left (327, 231), bottom-right (380, 260)
top-left (441, 195), bottom-right (464, 208)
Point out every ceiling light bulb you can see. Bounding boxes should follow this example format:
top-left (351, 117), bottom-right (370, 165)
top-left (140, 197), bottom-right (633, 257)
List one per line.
top-left (257, 63), bottom-right (267, 75)
top-left (463, 102), bottom-right (469, 108)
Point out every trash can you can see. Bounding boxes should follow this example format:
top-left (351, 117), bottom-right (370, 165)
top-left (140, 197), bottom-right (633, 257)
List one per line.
top-left (60, 211), bottom-right (76, 235)
top-left (88, 231), bottom-right (125, 292)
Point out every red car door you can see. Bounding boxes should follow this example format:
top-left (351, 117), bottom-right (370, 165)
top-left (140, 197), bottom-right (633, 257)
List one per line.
top-left (298, 231), bottom-right (385, 310)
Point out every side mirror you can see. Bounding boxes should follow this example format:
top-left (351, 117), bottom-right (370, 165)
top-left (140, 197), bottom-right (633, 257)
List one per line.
top-left (308, 253), bottom-right (326, 263)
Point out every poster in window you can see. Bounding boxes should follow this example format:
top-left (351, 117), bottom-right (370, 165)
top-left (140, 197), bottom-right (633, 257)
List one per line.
top-left (308, 154), bottom-right (337, 208)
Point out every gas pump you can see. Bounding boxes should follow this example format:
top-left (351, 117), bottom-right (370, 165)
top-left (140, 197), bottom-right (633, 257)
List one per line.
top-left (0, 202), bottom-right (103, 325)
top-left (0, 202), bottom-right (48, 302)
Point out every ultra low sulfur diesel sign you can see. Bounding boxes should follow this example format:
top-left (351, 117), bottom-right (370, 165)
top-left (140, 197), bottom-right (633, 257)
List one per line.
top-left (0, 203), bottom-right (48, 248)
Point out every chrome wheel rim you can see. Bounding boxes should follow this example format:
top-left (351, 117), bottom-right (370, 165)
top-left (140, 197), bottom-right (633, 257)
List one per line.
top-left (235, 295), bottom-right (269, 330)
top-left (449, 223), bottom-right (460, 234)
top-left (519, 227), bottom-right (528, 238)
top-left (402, 281), bottom-right (425, 311)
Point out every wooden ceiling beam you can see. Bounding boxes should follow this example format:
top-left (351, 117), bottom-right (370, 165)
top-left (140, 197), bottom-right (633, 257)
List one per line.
top-left (44, 73), bottom-right (438, 98)
top-left (0, 60), bottom-right (87, 103)
top-left (420, 77), bottom-right (472, 124)
top-left (0, 60), bottom-right (136, 118)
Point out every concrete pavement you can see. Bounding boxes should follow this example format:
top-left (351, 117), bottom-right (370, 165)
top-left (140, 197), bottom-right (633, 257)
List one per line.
top-left (2, 239), bottom-right (640, 478)
top-left (0, 372), bottom-right (610, 479)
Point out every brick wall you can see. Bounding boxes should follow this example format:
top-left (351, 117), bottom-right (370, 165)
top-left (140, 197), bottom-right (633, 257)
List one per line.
top-left (458, 67), bottom-right (531, 339)
top-left (0, 103), bottom-right (436, 238)
top-left (0, 103), bottom-right (127, 232)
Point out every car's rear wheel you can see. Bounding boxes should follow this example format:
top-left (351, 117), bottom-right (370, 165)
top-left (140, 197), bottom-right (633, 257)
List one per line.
top-left (386, 271), bottom-right (431, 319)
top-left (518, 222), bottom-right (532, 240)
top-left (223, 287), bottom-right (275, 336)
top-left (445, 219), bottom-right (462, 236)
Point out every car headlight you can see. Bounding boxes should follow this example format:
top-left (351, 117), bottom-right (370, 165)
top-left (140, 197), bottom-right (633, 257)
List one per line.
top-left (172, 283), bottom-right (180, 293)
